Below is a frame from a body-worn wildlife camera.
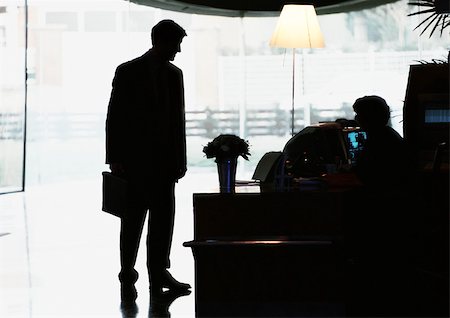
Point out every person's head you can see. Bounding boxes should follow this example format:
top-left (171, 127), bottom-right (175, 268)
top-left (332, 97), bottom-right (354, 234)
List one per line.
top-left (151, 19), bottom-right (187, 61)
top-left (353, 95), bottom-right (391, 130)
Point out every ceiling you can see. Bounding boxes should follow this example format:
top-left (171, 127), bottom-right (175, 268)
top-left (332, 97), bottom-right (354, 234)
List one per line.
top-left (130, 0), bottom-right (398, 17)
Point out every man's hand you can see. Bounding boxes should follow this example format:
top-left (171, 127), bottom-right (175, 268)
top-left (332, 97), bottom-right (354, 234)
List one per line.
top-left (110, 163), bottom-right (125, 175)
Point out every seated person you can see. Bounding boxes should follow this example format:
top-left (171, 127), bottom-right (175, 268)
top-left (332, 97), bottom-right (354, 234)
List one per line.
top-left (351, 95), bottom-right (410, 192)
top-left (345, 96), bottom-right (418, 316)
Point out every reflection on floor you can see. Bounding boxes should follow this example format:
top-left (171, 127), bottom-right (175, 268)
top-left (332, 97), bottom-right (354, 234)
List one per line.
top-left (0, 170), bottom-right (220, 318)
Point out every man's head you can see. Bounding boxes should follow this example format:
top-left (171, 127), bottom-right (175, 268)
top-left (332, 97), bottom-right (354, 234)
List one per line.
top-left (151, 20), bottom-right (187, 61)
top-left (353, 95), bottom-right (391, 130)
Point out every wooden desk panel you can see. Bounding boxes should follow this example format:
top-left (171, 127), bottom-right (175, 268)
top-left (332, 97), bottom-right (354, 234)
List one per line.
top-left (187, 191), bottom-right (351, 317)
top-left (186, 186), bottom-right (448, 317)
top-left (193, 191), bottom-right (352, 241)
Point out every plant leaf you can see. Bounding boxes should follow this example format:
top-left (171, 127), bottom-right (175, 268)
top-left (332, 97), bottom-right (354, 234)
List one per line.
top-left (440, 16), bottom-right (450, 35)
top-left (429, 14), bottom-right (443, 37)
top-left (408, 2), bottom-right (435, 7)
top-left (443, 16), bottom-right (450, 27)
top-left (408, 8), bottom-right (438, 16)
top-left (408, 0), bottom-right (434, 3)
top-left (419, 14), bottom-right (439, 36)
top-left (414, 14), bottom-right (435, 30)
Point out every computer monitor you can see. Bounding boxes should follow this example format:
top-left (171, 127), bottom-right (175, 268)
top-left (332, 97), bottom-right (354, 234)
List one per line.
top-left (252, 151), bottom-right (283, 182)
top-left (253, 123), bottom-right (367, 181)
top-left (282, 122), bottom-right (348, 177)
top-left (343, 128), bottom-right (367, 165)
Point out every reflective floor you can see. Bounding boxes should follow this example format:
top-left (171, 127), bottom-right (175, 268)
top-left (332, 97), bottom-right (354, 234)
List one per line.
top-left (0, 171), bottom-right (222, 318)
top-left (2, 170), bottom-right (448, 318)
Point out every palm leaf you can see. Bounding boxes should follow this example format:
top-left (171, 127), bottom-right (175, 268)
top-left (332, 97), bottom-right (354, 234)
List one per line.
top-left (429, 14), bottom-right (443, 36)
top-left (408, 2), bottom-right (435, 7)
top-left (419, 14), bottom-right (439, 36)
top-left (409, 0), bottom-right (450, 37)
top-left (408, 8), bottom-right (438, 16)
top-left (408, 0), bottom-right (435, 4)
top-left (440, 16), bottom-right (450, 35)
top-left (413, 12), bottom-right (438, 30)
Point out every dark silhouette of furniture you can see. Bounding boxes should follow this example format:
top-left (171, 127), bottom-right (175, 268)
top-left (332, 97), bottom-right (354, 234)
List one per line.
top-left (403, 63), bottom-right (449, 170)
top-left (184, 190), bottom-right (355, 317)
top-left (184, 185), bottom-right (449, 317)
top-left (402, 64), bottom-right (449, 317)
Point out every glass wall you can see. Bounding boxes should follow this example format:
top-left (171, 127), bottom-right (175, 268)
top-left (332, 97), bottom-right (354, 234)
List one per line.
top-left (1, 0), bottom-right (449, 186)
top-left (0, 1), bottom-right (26, 193)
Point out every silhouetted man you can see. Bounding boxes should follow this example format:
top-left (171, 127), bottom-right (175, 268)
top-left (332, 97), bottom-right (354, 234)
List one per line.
top-left (345, 95), bottom-right (417, 316)
top-left (352, 95), bottom-right (409, 191)
top-left (106, 19), bottom-right (190, 302)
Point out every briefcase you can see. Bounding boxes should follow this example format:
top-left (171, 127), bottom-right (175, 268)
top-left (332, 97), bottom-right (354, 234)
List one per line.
top-left (102, 171), bottom-right (128, 218)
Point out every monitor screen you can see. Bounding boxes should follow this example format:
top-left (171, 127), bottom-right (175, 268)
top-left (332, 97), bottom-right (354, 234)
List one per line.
top-left (345, 130), bottom-right (367, 164)
top-left (424, 109), bottom-right (450, 123)
top-left (282, 123), bottom-right (349, 177)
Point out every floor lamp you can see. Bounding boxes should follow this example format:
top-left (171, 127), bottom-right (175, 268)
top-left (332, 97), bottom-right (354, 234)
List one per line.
top-left (269, 4), bottom-right (324, 136)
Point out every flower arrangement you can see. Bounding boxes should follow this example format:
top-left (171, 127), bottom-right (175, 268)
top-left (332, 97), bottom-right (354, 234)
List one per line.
top-left (203, 134), bottom-right (250, 162)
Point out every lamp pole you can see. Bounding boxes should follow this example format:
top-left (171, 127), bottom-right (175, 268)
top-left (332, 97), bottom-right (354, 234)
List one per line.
top-left (269, 4), bottom-right (324, 136)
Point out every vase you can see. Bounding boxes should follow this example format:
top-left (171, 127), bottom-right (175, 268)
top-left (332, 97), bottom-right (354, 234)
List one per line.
top-left (216, 157), bottom-right (238, 193)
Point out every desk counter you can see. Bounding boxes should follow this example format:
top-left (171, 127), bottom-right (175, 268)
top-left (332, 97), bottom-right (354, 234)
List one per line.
top-left (192, 189), bottom-right (356, 241)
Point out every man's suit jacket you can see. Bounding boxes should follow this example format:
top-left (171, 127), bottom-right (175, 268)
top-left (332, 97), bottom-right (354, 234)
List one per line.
top-left (106, 50), bottom-right (187, 184)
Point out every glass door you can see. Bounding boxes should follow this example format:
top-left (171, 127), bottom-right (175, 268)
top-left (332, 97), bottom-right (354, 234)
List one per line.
top-left (0, 1), bottom-right (26, 194)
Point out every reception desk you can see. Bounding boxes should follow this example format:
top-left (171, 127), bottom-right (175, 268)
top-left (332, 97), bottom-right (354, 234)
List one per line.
top-left (190, 190), bottom-right (354, 240)
top-left (184, 188), bottom-right (358, 317)
top-left (184, 177), bottom-right (448, 317)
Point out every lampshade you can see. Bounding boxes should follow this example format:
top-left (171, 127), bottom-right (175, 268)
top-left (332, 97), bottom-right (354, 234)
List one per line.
top-left (269, 4), bottom-right (324, 49)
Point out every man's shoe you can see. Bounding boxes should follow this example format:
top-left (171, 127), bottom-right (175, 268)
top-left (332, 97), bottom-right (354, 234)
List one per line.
top-left (150, 285), bottom-right (165, 298)
top-left (161, 270), bottom-right (191, 291)
top-left (121, 283), bottom-right (138, 302)
top-left (150, 288), bottom-right (191, 306)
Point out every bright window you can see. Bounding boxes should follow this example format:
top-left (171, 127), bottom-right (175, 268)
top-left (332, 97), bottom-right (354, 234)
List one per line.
top-left (0, 0), bottom-right (448, 186)
top-left (0, 1), bottom-right (26, 193)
